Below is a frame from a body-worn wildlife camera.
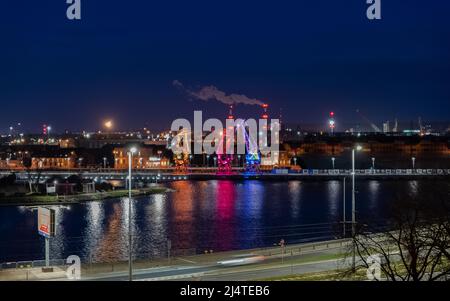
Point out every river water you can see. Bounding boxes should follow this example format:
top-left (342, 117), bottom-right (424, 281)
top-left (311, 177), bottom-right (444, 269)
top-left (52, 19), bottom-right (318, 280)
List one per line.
top-left (0, 179), bottom-right (421, 263)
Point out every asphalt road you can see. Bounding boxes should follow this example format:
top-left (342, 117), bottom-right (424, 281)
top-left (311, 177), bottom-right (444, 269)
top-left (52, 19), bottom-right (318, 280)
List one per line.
top-left (81, 248), bottom-right (350, 281)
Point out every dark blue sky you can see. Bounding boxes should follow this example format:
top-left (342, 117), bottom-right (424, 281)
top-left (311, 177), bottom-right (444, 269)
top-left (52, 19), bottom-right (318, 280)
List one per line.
top-left (1, 0), bottom-right (449, 132)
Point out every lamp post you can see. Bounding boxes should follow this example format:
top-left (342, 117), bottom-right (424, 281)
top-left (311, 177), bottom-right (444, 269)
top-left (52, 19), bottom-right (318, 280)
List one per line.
top-left (343, 177), bottom-right (346, 238)
top-left (103, 157), bottom-right (107, 169)
top-left (371, 157), bottom-right (375, 170)
top-left (331, 157), bottom-right (335, 170)
top-left (412, 157), bottom-right (416, 170)
top-left (128, 147), bottom-right (137, 281)
top-left (351, 145), bottom-right (362, 272)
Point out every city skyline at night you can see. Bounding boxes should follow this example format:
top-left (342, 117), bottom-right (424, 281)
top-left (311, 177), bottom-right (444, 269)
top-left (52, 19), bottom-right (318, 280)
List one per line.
top-left (2, 0), bottom-right (450, 288)
top-left (1, 1), bottom-right (449, 133)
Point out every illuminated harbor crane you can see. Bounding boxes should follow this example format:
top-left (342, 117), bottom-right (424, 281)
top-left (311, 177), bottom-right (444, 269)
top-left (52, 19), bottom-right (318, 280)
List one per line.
top-left (172, 128), bottom-right (190, 174)
top-left (241, 104), bottom-right (271, 173)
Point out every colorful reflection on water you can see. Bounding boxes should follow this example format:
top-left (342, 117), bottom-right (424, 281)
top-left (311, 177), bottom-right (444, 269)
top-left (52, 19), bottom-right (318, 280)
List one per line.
top-left (0, 180), bottom-right (420, 262)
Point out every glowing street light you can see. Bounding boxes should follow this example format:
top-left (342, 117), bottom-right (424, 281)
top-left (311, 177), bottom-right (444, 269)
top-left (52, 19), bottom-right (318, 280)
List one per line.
top-left (331, 157), bottom-right (335, 169)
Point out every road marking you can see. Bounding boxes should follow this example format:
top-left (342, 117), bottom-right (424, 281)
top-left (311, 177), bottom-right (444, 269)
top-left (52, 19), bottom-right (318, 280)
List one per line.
top-left (138, 272), bottom-right (205, 281)
top-left (176, 257), bottom-right (196, 264)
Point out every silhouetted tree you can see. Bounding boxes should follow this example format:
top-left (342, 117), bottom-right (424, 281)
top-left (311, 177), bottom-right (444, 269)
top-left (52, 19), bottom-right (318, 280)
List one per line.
top-left (345, 181), bottom-right (450, 281)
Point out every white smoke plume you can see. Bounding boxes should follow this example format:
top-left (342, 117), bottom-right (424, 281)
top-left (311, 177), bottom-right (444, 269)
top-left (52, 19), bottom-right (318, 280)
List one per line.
top-left (173, 80), bottom-right (264, 106)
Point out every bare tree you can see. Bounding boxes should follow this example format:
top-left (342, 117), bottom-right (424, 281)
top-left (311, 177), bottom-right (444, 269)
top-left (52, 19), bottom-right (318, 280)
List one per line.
top-left (23, 156), bottom-right (44, 193)
top-left (345, 181), bottom-right (450, 281)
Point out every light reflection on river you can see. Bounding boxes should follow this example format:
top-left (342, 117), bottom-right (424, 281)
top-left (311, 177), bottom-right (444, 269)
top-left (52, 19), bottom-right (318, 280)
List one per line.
top-left (0, 180), bottom-right (419, 263)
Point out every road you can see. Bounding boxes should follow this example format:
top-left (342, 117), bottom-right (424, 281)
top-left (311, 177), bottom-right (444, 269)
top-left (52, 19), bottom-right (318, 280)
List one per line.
top-left (80, 248), bottom-right (350, 281)
top-left (1, 239), bottom-right (367, 281)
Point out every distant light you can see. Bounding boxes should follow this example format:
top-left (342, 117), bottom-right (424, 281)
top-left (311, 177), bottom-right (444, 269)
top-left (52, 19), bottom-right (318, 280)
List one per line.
top-left (130, 147), bottom-right (138, 154)
top-left (356, 145), bottom-right (363, 151)
top-left (104, 120), bottom-right (113, 129)
top-left (330, 111), bottom-right (334, 117)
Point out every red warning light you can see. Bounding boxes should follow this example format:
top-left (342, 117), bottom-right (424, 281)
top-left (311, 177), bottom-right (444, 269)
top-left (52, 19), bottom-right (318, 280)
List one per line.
top-left (330, 111), bottom-right (334, 117)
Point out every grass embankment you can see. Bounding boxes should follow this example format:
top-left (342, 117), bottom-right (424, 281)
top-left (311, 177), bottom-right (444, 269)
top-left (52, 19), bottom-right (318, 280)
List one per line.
top-left (0, 186), bottom-right (170, 206)
top-left (259, 256), bottom-right (450, 281)
top-left (259, 268), bottom-right (367, 281)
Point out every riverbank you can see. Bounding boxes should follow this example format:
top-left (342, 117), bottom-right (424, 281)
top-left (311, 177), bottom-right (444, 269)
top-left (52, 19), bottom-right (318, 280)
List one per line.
top-left (0, 186), bottom-right (171, 207)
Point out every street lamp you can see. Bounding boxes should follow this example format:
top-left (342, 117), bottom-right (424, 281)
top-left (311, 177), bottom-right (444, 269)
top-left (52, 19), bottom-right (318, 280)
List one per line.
top-left (371, 157), bottom-right (375, 170)
top-left (412, 157), bottom-right (416, 170)
top-left (206, 154), bottom-right (210, 167)
top-left (342, 176), bottom-right (346, 238)
top-left (293, 157), bottom-right (297, 166)
top-left (351, 145), bottom-right (362, 271)
top-left (127, 146), bottom-right (137, 281)
top-left (103, 157), bottom-right (107, 169)
top-left (331, 157), bottom-right (335, 170)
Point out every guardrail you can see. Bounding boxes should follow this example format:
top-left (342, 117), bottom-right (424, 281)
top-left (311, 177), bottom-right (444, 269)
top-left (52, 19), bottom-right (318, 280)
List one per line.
top-left (1, 259), bottom-right (67, 270)
top-left (2, 169), bottom-right (450, 185)
top-left (295, 168), bottom-right (450, 176)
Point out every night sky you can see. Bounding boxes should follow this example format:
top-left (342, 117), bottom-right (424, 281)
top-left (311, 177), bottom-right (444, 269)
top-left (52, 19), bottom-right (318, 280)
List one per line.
top-left (1, 0), bottom-right (449, 133)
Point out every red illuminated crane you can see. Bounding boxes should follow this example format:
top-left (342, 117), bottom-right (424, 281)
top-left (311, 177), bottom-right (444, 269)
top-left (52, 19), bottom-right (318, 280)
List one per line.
top-left (217, 104), bottom-right (235, 174)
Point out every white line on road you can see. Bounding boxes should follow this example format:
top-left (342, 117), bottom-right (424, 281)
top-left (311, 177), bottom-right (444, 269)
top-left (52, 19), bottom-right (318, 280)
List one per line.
top-left (176, 257), bottom-right (197, 264)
